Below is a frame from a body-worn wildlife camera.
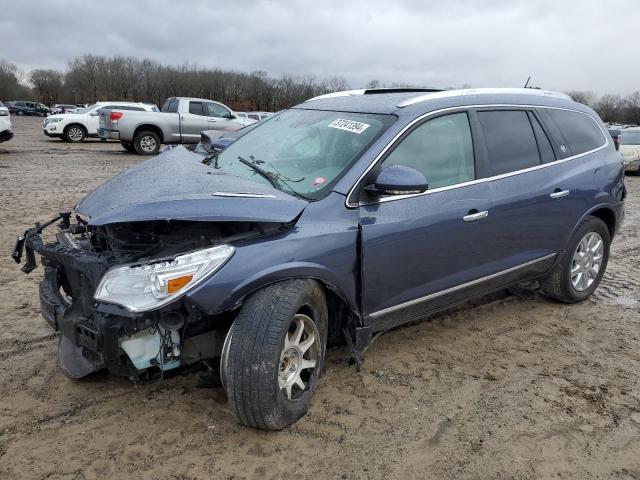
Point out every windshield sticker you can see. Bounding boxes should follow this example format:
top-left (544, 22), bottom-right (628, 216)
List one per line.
top-left (312, 176), bottom-right (327, 188)
top-left (328, 119), bottom-right (370, 134)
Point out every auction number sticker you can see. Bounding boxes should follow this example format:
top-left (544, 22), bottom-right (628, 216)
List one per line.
top-left (328, 118), bottom-right (370, 134)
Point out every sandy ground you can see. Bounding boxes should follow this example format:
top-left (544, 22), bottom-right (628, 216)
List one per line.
top-left (0, 116), bottom-right (639, 480)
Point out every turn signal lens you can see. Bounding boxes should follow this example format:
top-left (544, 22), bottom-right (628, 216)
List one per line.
top-left (167, 275), bottom-right (194, 294)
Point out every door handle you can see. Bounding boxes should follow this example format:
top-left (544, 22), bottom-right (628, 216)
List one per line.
top-left (463, 210), bottom-right (489, 222)
top-left (550, 189), bottom-right (570, 199)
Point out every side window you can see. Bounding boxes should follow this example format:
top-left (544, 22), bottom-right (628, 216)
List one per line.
top-left (382, 112), bottom-right (475, 189)
top-left (206, 102), bottom-right (231, 118)
top-left (162, 99), bottom-right (179, 113)
top-left (477, 110), bottom-right (540, 176)
top-left (546, 109), bottom-right (605, 155)
top-left (189, 102), bottom-right (205, 116)
top-left (529, 113), bottom-right (556, 164)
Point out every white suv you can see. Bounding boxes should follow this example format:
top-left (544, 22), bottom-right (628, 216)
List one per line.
top-left (43, 102), bottom-right (158, 142)
top-left (619, 127), bottom-right (640, 173)
top-left (0, 102), bottom-right (13, 143)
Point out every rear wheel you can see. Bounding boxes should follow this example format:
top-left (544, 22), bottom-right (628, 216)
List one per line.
top-left (222, 279), bottom-right (327, 430)
top-left (17, 110), bottom-right (24, 116)
top-left (540, 216), bottom-right (610, 303)
top-left (121, 141), bottom-right (135, 153)
top-left (133, 130), bottom-right (160, 155)
top-left (64, 125), bottom-right (85, 143)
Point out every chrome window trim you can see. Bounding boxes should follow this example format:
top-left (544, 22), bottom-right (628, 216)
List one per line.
top-left (346, 104), bottom-right (609, 208)
top-left (369, 253), bottom-right (557, 319)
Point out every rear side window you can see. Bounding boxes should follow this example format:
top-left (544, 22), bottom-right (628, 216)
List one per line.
top-left (162, 99), bottom-right (179, 113)
top-left (109, 105), bottom-right (144, 111)
top-left (478, 110), bottom-right (540, 176)
top-left (382, 112), bottom-right (475, 189)
top-left (189, 102), bottom-right (205, 116)
top-left (546, 109), bottom-right (605, 155)
top-left (529, 113), bottom-right (556, 164)
top-left (621, 131), bottom-right (640, 145)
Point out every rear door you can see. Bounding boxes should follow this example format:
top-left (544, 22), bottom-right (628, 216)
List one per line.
top-left (180, 101), bottom-right (209, 141)
top-left (475, 107), bottom-right (590, 272)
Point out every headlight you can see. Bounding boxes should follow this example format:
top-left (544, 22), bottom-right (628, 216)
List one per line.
top-left (48, 118), bottom-right (63, 123)
top-left (94, 244), bottom-right (234, 312)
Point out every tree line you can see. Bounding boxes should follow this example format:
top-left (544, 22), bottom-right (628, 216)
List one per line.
top-left (1, 55), bottom-right (348, 112)
top-left (2, 55), bottom-right (640, 122)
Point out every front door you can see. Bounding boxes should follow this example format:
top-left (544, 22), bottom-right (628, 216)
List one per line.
top-left (359, 111), bottom-right (496, 330)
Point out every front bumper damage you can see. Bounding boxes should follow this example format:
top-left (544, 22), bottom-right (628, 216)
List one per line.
top-left (12, 213), bottom-right (223, 379)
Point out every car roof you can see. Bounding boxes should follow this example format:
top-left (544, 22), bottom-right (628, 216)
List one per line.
top-left (297, 88), bottom-right (577, 115)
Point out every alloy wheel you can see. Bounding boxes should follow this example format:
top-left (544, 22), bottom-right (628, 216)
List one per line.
top-left (68, 127), bottom-right (83, 141)
top-left (278, 313), bottom-right (319, 401)
top-left (571, 232), bottom-right (603, 291)
top-left (140, 135), bottom-right (157, 153)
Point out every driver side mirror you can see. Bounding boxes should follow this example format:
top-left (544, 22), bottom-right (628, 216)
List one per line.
top-left (366, 165), bottom-right (428, 196)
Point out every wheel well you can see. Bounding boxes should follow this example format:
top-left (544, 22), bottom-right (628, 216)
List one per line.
top-left (590, 208), bottom-right (616, 239)
top-left (134, 124), bottom-right (164, 143)
top-left (322, 284), bottom-right (357, 346)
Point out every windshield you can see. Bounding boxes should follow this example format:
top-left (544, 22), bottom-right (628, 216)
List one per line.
top-left (212, 109), bottom-right (394, 200)
top-left (621, 131), bottom-right (640, 145)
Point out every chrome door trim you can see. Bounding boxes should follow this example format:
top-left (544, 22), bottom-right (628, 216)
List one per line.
top-left (347, 104), bottom-right (609, 208)
top-left (368, 253), bottom-right (557, 319)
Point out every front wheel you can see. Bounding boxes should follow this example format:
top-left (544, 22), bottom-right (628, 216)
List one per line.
top-left (540, 216), bottom-right (610, 303)
top-left (64, 125), bottom-right (85, 143)
top-left (133, 130), bottom-right (160, 155)
top-left (223, 279), bottom-right (328, 430)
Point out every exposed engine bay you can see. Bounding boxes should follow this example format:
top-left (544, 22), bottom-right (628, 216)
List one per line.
top-left (12, 212), bottom-right (291, 379)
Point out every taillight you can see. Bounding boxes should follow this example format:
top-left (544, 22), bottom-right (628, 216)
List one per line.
top-left (614, 135), bottom-right (621, 151)
top-left (110, 111), bottom-right (123, 121)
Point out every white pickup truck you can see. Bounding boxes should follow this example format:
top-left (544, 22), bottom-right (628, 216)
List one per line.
top-left (98, 97), bottom-right (256, 155)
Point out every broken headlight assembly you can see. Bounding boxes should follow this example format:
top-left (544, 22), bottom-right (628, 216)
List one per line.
top-left (94, 244), bottom-right (234, 312)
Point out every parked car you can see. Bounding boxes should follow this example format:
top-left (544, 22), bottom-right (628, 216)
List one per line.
top-left (0, 102), bottom-right (13, 143)
top-left (97, 97), bottom-right (256, 155)
top-left (43, 102), bottom-right (159, 142)
top-left (618, 127), bottom-right (640, 173)
top-left (9, 101), bottom-right (49, 116)
top-left (608, 127), bottom-right (622, 151)
top-left (50, 104), bottom-right (78, 115)
top-left (13, 87), bottom-right (625, 430)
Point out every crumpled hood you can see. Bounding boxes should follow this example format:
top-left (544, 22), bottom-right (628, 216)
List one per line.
top-left (76, 146), bottom-right (308, 226)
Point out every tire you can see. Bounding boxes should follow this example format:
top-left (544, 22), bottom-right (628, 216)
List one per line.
top-left (64, 125), bottom-right (86, 143)
top-left (133, 130), bottom-right (161, 155)
top-left (223, 279), bottom-right (328, 430)
top-left (17, 110), bottom-right (23, 116)
top-left (121, 141), bottom-right (135, 153)
top-left (540, 216), bottom-right (610, 303)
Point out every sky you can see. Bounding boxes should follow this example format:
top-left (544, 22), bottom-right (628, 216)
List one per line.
top-left (1, 0), bottom-right (637, 95)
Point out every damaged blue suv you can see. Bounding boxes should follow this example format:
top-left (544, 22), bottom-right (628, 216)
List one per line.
top-left (13, 88), bottom-right (625, 430)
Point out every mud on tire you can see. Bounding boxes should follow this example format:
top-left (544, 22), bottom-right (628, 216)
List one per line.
top-left (224, 279), bottom-right (328, 430)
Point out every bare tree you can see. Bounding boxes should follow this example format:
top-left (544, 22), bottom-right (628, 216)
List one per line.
top-left (30, 69), bottom-right (64, 105)
top-left (565, 90), bottom-right (596, 107)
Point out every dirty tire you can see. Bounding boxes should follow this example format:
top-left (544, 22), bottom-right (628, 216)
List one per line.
top-left (133, 130), bottom-right (160, 155)
top-left (120, 141), bottom-right (135, 153)
top-left (17, 110), bottom-right (24, 116)
top-left (540, 216), bottom-right (610, 303)
top-left (225, 279), bottom-right (328, 430)
top-left (64, 125), bottom-right (86, 143)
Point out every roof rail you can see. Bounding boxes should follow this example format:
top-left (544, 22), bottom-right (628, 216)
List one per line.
top-left (396, 88), bottom-right (573, 108)
top-left (305, 87), bottom-right (444, 103)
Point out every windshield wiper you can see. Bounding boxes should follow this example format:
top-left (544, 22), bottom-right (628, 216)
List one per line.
top-left (236, 155), bottom-right (281, 189)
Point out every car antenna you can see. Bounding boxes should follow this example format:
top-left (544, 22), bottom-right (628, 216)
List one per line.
top-left (524, 76), bottom-right (531, 88)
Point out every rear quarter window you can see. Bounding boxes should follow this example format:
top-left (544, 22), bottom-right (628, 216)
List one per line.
top-left (546, 109), bottom-right (606, 155)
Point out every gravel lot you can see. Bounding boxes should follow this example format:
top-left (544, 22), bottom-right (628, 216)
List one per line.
top-left (1, 116), bottom-right (639, 480)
